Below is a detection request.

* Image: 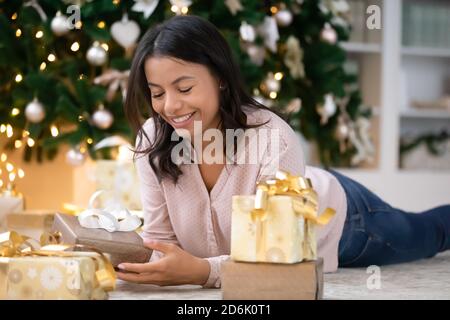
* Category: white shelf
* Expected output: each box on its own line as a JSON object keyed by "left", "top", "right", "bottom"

{"left": 402, "top": 47, "right": 450, "bottom": 58}
{"left": 341, "top": 42, "right": 382, "bottom": 53}
{"left": 335, "top": 1, "right": 450, "bottom": 210}
{"left": 400, "top": 108, "right": 450, "bottom": 119}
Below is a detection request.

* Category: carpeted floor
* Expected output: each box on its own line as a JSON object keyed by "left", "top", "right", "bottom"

{"left": 324, "top": 251, "right": 450, "bottom": 299}
{"left": 110, "top": 251, "right": 450, "bottom": 300}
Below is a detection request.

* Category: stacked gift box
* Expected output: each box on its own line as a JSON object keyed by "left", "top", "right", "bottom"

{"left": 221, "top": 171, "right": 335, "bottom": 300}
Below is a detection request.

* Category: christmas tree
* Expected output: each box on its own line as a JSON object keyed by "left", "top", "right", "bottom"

{"left": 0, "top": 0, "right": 373, "bottom": 167}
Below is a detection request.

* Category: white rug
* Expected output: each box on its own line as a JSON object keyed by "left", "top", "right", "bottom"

{"left": 110, "top": 251, "right": 450, "bottom": 300}
{"left": 324, "top": 251, "right": 450, "bottom": 300}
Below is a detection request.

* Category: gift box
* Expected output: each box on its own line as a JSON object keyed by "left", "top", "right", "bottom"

{"left": 6, "top": 210, "right": 55, "bottom": 239}
{"left": 230, "top": 171, "right": 335, "bottom": 263}
{"left": 0, "top": 230, "right": 116, "bottom": 300}
{"left": 94, "top": 160, "right": 142, "bottom": 210}
{"left": 221, "top": 258, "right": 323, "bottom": 300}
{"left": 0, "top": 194, "right": 24, "bottom": 232}
{"left": 230, "top": 171, "right": 335, "bottom": 264}
{"left": 231, "top": 195, "right": 312, "bottom": 263}
{"left": 0, "top": 253, "right": 110, "bottom": 300}
{"left": 51, "top": 213, "right": 152, "bottom": 267}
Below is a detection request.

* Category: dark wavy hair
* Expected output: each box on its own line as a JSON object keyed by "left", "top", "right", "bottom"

{"left": 124, "top": 15, "right": 282, "bottom": 184}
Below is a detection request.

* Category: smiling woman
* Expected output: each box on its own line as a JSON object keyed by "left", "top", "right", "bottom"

{"left": 122, "top": 15, "right": 450, "bottom": 289}
{"left": 125, "top": 15, "right": 276, "bottom": 185}
{"left": 144, "top": 57, "right": 221, "bottom": 134}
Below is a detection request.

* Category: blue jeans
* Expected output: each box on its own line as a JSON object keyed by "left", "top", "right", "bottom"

{"left": 329, "top": 170, "right": 450, "bottom": 267}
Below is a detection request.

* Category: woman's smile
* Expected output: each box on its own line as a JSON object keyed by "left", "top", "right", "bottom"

{"left": 169, "top": 111, "right": 197, "bottom": 128}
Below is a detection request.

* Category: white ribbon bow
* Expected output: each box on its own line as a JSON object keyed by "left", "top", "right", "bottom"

{"left": 78, "top": 190, "right": 142, "bottom": 232}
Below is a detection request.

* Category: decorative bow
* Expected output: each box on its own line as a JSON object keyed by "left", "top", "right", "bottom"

{"left": 94, "top": 69, "right": 130, "bottom": 102}
{"left": 77, "top": 190, "right": 142, "bottom": 232}
{"left": 251, "top": 170, "right": 336, "bottom": 260}
{"left": 0, "top": 231, "right": 116, "bottom": 292}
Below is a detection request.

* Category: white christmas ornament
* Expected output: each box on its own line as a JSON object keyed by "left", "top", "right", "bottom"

{"left": 50, "top": 11, "right": 70, "bottom": 36}
{"left": 86, "top": 42, "right": 108, "bottom": 66}
{"left": 111, "top": 14, "right": 141, "bottom": 49}
{"left": 317, "top": 94, "right": 337, "bottom": 125}
{"left": 265, "top": 77, "right": 280, "bottom": 93}
{"left": 25, "top": 98, "right": 45, "bottom": 123}
{"left": 320, "top": 23, "right": 337, "bottom": 44}
{"left": 239, "top": 21, "right": 256, "bottom": 42}
{"left": 257, "top": 16, "right": 280, "bottom": 53}
{"left": 66, "top": 148, "right": 86, "bottom": 166}
{"left": 92, "top": 108, "right": 114, "bottom": 130}
{"left": 275, "top": 9, "right": 293, "bottom": 27}
{"left": 131, "top": 0, "right": 159, "bottom": 19}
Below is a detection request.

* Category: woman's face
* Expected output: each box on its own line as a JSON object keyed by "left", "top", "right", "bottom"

{"left": 144, "top": 56, "right": 222, "bottom": 139}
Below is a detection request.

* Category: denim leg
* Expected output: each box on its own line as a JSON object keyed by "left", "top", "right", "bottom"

{"left": 329, "top": 169, "right": 450, "bottom": 268}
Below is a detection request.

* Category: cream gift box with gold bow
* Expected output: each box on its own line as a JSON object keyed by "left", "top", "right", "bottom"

{"left": 230, "top": 171, "right": 335, "bottom": 264}
{"left": 0, "top": 232, "right": 116, "bottom": 300}
{"left": 0, "top": 254, "right": 107, "bottom": 300}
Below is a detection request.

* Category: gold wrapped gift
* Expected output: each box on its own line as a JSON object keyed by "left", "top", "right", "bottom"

{"left": 0, "top": 231, "right": 116, "bottom": 300}
{"left": 6, "top": 210, "right": 55, "bottom": 240}
{"left": 230, "top": 170, "right": 335, "bottom": 263}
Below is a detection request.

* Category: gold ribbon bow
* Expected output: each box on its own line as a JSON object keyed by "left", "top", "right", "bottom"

{"left": 251, "top": 170, "right": 336, "bottom": 260}
{"left": 94, "top": 69, "right": 130, "bottom": 102}
{"left": 0, "top": 231, "right": 116, "bottom": 292}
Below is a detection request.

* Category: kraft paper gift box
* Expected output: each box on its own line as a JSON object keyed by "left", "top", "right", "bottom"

{"left": 221, "top": 258, "right": 324, "bottom": 300}
{"left": 6, "top": 210, "right": 55, "bottom": 239}
{"left": 51, "top": 213, "right": 152, "bottom": 267}
{"left": 0, "top": 252, "right": 113, "bottom": 300}
{"left": 230, "top": 195, "right": 317, "bottom": 263}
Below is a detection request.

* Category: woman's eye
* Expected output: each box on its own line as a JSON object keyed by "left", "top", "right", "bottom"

{"left": 152, "top": 92, "right": 164, "bottom": 99}
{"left": 179, "top": 87, "right": 192, "bottom": 93}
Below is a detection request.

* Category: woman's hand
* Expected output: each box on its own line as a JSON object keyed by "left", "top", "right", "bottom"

{"left": 115, "top": 240, "right": 210, "bottom": 286}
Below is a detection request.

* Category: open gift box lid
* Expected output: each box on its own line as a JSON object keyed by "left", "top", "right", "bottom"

{"left": 51, "top": 213, "right": 152, "bottom": 267}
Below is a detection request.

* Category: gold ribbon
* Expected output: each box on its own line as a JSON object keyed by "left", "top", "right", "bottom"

{"left": 251, "top": 170, "right": 336, "bottom": 260}
{"left": 93, "top": 69, "right": 130, "bottom": 102}
{"left": 0, "top": 231, "right": 116, "bottom": 292}
{"left": 61, "top": 203, "right": 85, "bottom": 216}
